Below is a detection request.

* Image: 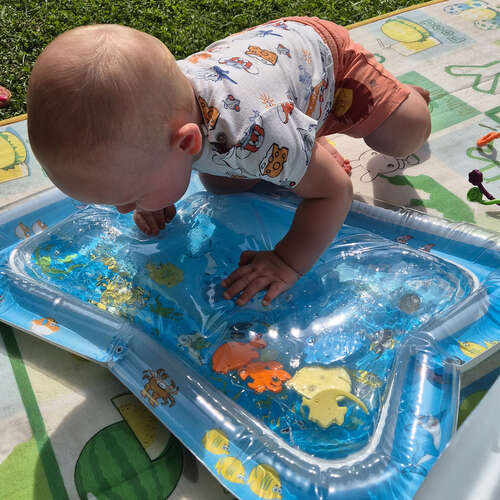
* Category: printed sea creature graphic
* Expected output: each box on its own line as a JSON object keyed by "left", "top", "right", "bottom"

{"left": 215, "top": 456, "right": 246, "bottom": 484}
{"left": 212, "top": 336, "right": 267, "bottom": 373}
{"left": 369, "top": 328, "right": 396, "bottom": 357}
{"left": 457, "top": 340, "right": 497, "bottom": 358}
{"left": 146, "top": 261, "right": 184, "bottom": 287}
{"left": 178, "top": 332, "right": 210, "bottom": 364}
{"left": 238, "top": 361, "right": 291, "bottom": 393}
{"left": 141, "top": 369, "right": 178, "bottom": 407}
{"left": 417, "top": 413, "right": 443, "bottom": 450}
{"left": 347, "top": 369, "right": 383, "bottom": 388}
{"left": 32, "top": 219, "right": 48, "bottom": 234}
{"left": 15, "top": 222, "right": 31, "bottom": 239}
{"left": 202, "top": 429, "right": 230, "bottom": 455}
{"left": 247, "top": 464, "right": 282, "bottom": 499}
{"left": 30, "top": 317, "right": 59, "bottom": 336}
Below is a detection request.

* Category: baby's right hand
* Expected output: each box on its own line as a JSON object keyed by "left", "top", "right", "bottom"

{"left": 116, "top": 205, "right": 177, "bottom": 236}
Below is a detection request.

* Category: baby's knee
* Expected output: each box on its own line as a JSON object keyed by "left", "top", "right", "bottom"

{"left": 364, "top": 87, "right": 431, "bottom": 158}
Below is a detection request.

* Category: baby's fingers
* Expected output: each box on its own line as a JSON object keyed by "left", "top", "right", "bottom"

{"left": 134, "top": 211, "right": 159, "bottom": 235}
{"left": 262, "top": 281, "right": 289, "bottom": 306}
{"left": 239, "top": 250, "right": 257, "bottom": 266}
{"left": 235, "top": 276, "right": 272, "bottom": 306}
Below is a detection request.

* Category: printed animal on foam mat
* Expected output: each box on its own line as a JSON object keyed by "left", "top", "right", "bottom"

{"left": 350, "top": 149, "right": 420, "bottom": 182}
{"left": 0, "top": 131, "right": 28, "bottom": 184}
{"left": 378, "top": 18, "right": 440, "bottom": 55}
{"left": 30, "top": 317, "right": 59, "bottom": 336}
{"left": 444, "top": 1, "right": 500, "bottom": 31}
{"left": 141, "top": 368, "right": 179, "bottom": 407}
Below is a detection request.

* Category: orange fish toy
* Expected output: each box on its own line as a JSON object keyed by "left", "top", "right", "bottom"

{"left": 238, "top": 361, "right": 291, "bottom": 393}
{"left": 212, "top": 337, "right": 267, "bottom": 374}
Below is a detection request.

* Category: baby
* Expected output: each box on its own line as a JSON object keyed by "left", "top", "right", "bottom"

{"left": 27, "top": 18, "right": 430, "bottom": 307}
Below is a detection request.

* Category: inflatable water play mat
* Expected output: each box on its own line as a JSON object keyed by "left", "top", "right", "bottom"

{"left": 0, "top": 185, "right": 499, "bottom": 499}
{"left": 0, "top": 0, "right": 500, "bottom": 498}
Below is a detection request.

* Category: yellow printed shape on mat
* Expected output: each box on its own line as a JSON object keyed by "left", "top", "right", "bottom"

{"left": 0, "top": 131, "right": 28, "bottom": 183}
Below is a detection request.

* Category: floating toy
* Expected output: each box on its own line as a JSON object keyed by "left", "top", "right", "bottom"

{"left": 238, "top": 361, "right": 291, "bottom": 393}
{"left": 212, "top": 337, "right": 267, "bottom": 373}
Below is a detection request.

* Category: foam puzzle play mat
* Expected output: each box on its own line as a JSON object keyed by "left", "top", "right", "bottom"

{"left": 0, "top": 0, "right": 499, "bottom": 499}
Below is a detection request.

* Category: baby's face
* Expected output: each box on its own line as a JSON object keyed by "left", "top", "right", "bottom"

{"left": 112, "top": 146, "right": 193, "bottom": 213}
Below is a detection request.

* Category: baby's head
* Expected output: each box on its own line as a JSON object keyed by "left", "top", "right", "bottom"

{"left": 28, "top": 24, "right": 200, "bottom": 210}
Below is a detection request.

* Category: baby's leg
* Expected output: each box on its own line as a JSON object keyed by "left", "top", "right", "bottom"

{"left": 363, "top": 85, "right": 431, "bottom": 158}
{"left": 317, "top": 137, "right": 352, "bottom": 176}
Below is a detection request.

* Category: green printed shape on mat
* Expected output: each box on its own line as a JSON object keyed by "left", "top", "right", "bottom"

{"left": 485, "top": 105, "right": 500, "bottom": 125}
{"left": 380, "top": 174, "right": 475, "bottom": 223}
{"left": 0, "top": 323, "right": 69, "bottom": 500}
{"left": 0, "top": 438, "right": 52, "bottom": 500}
{"left": 446, "top": 60, "right": 500, "bottom": 95}
{"left": 74, "top": 421, "right": 183, "bottom": 500}
{"left": 398, "top": 71, "right": 480, "bottom": 133}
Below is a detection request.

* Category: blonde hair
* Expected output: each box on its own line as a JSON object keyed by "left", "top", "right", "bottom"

{"left": 27, "top": 24, "right": 193, "bottom": 186}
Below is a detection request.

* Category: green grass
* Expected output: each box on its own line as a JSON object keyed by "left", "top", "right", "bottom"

{"left": 1, "top": 0, "right": 427, "bottom": 120}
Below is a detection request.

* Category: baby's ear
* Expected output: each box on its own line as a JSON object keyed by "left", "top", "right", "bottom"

{"left": 173, "top": 123, "right": 202, "bottom": 156}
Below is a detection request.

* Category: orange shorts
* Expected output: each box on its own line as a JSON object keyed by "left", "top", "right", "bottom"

{"left": 280, "top": 16, "right": 410, "bottom": 138}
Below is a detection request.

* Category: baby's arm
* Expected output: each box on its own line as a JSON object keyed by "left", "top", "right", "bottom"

{"left": 222, "top": 141, "right": 353, "bottom": 306}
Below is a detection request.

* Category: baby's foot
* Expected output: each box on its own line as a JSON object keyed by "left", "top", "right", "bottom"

{"left": 317, "top": 136, "right": 352, "bottom": 176}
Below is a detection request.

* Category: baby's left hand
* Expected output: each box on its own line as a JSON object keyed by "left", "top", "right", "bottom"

{"left": 221, "top": 250, "right": 301, "bottom": 306}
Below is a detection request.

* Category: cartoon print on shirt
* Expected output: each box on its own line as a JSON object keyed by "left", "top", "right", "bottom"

{"left": 298, "top": 65, "right": 313, "bottom": 90}
{"left": 245, "top": 45, "right": 278, "bottom": 65}
{"left": 297, "top": 125, "right": 315, "bottom": 165}
{"left": 259, "top": 143, "right": 289, "bottom": 178}
{"left": 269, "top": 21, "right": 290, "bottom": 30}
{"left": 218, "top": 56, "right": 259, "bottom": 74}
{"left": 223, "top": 94, "right": 241, "bottom": 111}
{"left": 306, "top": 79, "right": 328, "bottom": 118}
{"left": 277, "top": 44, "right": 291, "bottom": 58}
{"left": 195, "top": 65, "right": 238, "bottom": 84}
{"left": 253, "top": 29, "right": 283, "bottom": 38}
{"left": 198, "top": 96, "right": 220, "bottom": 130}
{"left": 277, "top": 102, "right": 294, "bottom": 124}
{"left": 211, "top": 118, "right": 266, "bottom": 175}
{"left": 187, "top": 52, "right": 212, "bottom": 64}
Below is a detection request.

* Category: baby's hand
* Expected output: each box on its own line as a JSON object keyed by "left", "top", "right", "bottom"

{"left": 116, "top": 205, "right": 176, "bottom": 236}
{"left": 221, "top": 250, "right": 301, "bottom": 306}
